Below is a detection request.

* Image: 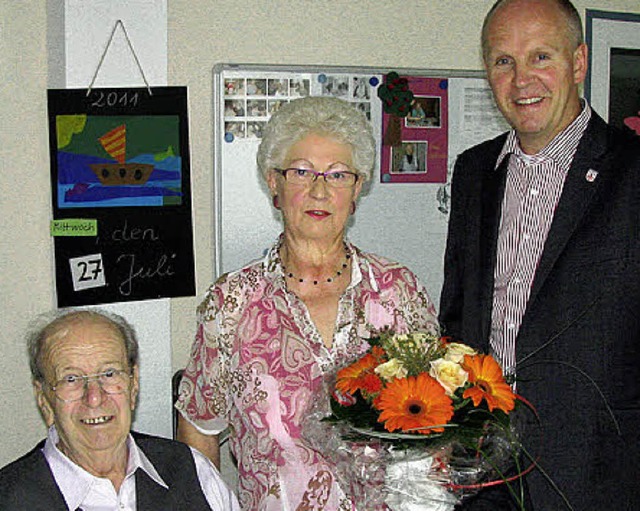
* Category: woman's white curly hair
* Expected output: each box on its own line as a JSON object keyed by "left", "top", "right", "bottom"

{"left": 256, "top": 95, "right": 375, "bottom": 182}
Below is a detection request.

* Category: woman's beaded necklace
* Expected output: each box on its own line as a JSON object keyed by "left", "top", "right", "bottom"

{"left": 281, "top": 244, "right": 351, "bottom": 285}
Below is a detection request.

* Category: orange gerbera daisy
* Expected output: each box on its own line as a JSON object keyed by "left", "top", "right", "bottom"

{"left": 374, "top": 373, "right": 454, "bottom": 434}
{"left": 462, "top": 354, "right": 516, "bottom": 413}
{"left": 336, "top": 346, "right": 386, "bottom": 396}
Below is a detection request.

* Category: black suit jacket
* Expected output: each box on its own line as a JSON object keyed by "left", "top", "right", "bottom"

{"left": 440, "top": 112, "right": 640, "bottom": 510}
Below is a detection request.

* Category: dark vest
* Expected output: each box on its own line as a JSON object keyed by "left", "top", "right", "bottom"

{"left": 0, "top": 432, "right": 211, "bottom": 510}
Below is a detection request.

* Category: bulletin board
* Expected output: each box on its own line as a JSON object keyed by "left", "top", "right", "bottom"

{"left": 213, "top": 64, "right": 510, "bottom": 305}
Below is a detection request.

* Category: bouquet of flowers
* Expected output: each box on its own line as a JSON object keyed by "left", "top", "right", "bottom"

{"left": 302, "top": 329, "right": 528, "bottom": 511}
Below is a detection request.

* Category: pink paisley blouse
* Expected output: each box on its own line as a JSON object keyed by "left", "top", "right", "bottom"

{"left": 176, "top": 239, "right": 438, "bottom": 511}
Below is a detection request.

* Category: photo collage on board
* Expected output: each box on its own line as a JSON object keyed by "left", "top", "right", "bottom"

{"left": 223, "top": 74, "right": 374, "bottom": 140}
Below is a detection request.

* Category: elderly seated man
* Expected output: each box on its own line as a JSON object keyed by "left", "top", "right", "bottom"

{"left": 0, "top": 309, "right": 240, "bottom": 510}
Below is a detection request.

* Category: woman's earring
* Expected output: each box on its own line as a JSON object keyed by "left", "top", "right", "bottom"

{"left": 350, "top": 201, "right": 357, "bottom": 215}
{"left": 273, "top": 195, "right": 280, "bottom": 209}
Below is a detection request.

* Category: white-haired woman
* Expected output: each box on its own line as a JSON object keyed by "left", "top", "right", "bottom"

{"left": 176, "top": 96, "right": 438, "bottom": 510}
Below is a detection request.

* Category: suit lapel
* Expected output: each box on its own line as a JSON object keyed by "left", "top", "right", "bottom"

{"left": 526, "top": 115, "right": 609, "bottom": 311}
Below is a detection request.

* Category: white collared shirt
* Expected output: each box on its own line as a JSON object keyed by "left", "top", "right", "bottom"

{"left": 42, "top": 426, "right": 239, "bottom": 511}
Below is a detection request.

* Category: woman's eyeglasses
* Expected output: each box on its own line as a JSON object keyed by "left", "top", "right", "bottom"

{"left": 274, "top": 168, "right": 359, "bottom": 188}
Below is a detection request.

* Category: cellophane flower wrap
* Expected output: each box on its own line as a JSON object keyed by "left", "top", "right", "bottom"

{"left": 302, "top": 329, "right": 526, "bottom": 511}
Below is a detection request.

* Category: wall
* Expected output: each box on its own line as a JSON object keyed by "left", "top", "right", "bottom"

{"left": 1, "top": 0, "right": 639, "bottom": 470}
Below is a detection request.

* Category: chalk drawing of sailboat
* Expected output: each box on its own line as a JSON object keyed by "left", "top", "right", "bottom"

{"left": 89, "top": 124, "right": 154, "bottom": 185}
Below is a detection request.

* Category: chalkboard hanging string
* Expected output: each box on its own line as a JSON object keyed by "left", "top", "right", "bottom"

{"left": 86, "top": 19, "right": 152, "bottom": 97}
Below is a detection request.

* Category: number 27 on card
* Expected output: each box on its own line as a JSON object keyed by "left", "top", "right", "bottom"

{"left": 69, "top": 253, "right": 106, "bottom": 291}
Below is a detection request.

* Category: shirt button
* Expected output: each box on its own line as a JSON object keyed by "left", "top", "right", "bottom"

{"left": 523, "top": 233, "right": 531, "bottom": 240}
{"left": 530, "top": 188, "right": 539, "bottom": 196}
{"left": 513, "top": 278, "right": 521, "bottom": 284}
{"left": 507, "top": 323, "right": 516, "bottom": 330}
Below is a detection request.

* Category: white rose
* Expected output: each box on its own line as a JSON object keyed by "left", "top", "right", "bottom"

{"left": 444, "top": 342, "right": 477, "bottom": 364}
{"left": 429, "top": 358, "right": 468, "bottom": 396}
{"left": 375, "top": 358, "right": 408, "bottom": 381}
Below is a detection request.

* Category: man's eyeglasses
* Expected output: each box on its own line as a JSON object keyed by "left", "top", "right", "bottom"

{"left": 274, "top": 168, "right": 359, "bottom": 188}
{"left": 47, "top": 369, "right": 133, "bottom": 402}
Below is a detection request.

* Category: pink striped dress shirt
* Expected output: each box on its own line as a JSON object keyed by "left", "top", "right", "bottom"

{"left": 489, "top": 103, "right": 591, "bottom": 376}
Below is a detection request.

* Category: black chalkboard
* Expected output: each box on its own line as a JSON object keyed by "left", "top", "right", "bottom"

{"left": 47, "top": 86, "right": 195, "bottom": 306}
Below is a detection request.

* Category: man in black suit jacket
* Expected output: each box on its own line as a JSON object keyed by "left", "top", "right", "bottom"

{"left": 440, "top": 1, "right": 640, "bottom": 509}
